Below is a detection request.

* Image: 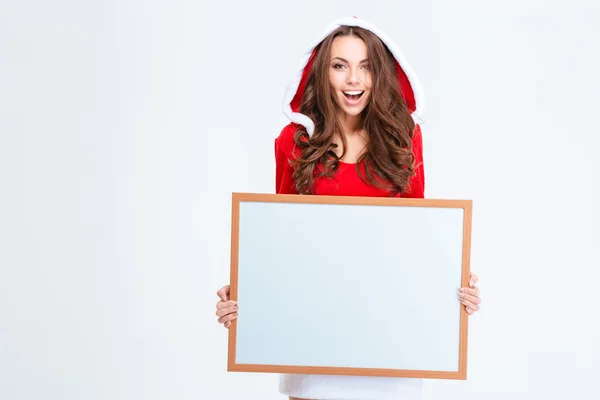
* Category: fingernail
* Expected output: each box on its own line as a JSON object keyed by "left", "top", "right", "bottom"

{"left": 469, "top": 280, "right": 474, "bottom": 287}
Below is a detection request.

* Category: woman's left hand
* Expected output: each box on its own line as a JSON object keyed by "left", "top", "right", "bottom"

{"left": 459, "top": 272, "right": 481, "bottom": 315}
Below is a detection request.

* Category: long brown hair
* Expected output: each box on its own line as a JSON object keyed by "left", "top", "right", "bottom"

{"left": 291, "top": 26, "right": 417, "bottom": 196}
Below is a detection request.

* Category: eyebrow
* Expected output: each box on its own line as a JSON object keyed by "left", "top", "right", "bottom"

{"left": 332, "top": 57, "right": 369, "bottom": 64}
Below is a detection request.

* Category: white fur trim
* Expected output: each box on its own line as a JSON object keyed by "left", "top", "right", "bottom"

{"left": 282, "top": 17, "right": 425, "bottom": 136}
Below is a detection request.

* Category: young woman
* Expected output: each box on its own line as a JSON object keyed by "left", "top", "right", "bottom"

{"left": 215, "top": 16, "right": 481, "bottom": 400}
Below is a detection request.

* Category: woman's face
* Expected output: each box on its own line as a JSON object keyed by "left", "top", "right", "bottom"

{"left": 328, "top": 35, "right": 372, "bottom": 119}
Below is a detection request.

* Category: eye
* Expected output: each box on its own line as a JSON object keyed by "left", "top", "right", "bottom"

{"left": 332, "top": 63, "right": 346, "bottom": 70}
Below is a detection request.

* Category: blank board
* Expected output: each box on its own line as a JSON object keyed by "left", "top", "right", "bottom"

{"left": 227, "top": 192, "right": 472, "bottom": 380}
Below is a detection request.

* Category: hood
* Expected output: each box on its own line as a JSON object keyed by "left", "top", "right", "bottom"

{"left": 281, "top": 16, "right": 424, "bottom": 136}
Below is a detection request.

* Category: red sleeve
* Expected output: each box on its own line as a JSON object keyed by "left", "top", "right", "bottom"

{"left": 403, "top": 123, "right": 425, "bottom": 198}
{"left": 274, "top": 124, "right": 299, "bottom": 194}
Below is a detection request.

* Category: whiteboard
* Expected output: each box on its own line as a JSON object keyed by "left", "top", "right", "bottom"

{"left": 227, "top": 192, "right": 472, "bottom": 380}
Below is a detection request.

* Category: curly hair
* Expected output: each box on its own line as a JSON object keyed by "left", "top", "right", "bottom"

{"left": 290, "top": 26, "right": 417, "bottom": 196}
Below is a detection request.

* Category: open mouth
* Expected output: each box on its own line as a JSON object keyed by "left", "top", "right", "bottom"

{"left": 343, "top": 90, "right": 364, "bottom": 101}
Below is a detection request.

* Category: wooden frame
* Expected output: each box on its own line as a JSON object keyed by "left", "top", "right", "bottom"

{"left": 227, "top": 192, "right": 473, "bottom": 380}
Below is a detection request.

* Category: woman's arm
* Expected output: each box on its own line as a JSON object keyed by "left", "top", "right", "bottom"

{"left": 403, "top": 123, "right": 425, "bottom": 198}
{"left": 274, "top": 124, "right": 299, "bottom": 194}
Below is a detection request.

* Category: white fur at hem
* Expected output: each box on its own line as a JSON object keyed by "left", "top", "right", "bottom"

{"left": 279, "top": 374, "right": 423, "bottom": 400}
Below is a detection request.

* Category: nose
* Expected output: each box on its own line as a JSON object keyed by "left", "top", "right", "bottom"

{"left": 346, "top": 68, "right": 360, "bottom": 85}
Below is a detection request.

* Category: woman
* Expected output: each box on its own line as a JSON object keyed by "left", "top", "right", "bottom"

{"left": 215, "top": 16, "right": 481, "bottom": 400}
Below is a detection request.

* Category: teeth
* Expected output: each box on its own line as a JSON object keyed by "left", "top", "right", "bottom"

{"left": 343, "top": 91, "right": 363, "bottom": 95}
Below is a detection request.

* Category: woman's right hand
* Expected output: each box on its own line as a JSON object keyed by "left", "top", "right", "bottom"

{"left": 216, "top": 284, "right": 238, "bottom": 329}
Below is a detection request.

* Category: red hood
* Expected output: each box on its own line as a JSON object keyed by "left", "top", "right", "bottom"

{"left": 282, "top": 16, "right": 424, "bottom": 136}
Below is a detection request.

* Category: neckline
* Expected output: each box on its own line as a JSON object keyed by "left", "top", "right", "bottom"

{"left": 338, "top": 160, "right": 358, "bottom": 165}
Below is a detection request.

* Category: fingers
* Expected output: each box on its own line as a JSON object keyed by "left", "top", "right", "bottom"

{"left": 458, "top": 290, "right": 480, "bottom": 305}
{"left": 469, "top": 273, "right": 478, "bottom": 288}
{"left": 458, "top": 292, "right": 480, "bottom": 312}
{"left": 463, "top": 273, "right": 480, "bottom": 315}
{"left": 215, "top": 301, "right": 239, "bottom": 329}
{"left": 216, "top": 302, "right": 238, "bottom": 317}
{"left": 460, "top": 297, "right": 480, "bottom": 312}
{"left": 216, "top": 300, "right": 237, "bottom": 310}
{"left": 218, "top": 312, "right": 239, "bottom": 325}
{"left": 216, "top": 285, "right": 230, "bottom": 301}
{"left": 460, "top": 286, "right": 480, "bottom": 297}
{"left": 459, "top": 286, "right": 481, "bottom": 314}
{"left": 215, "top": 284, "right": 238, "bottom": 329}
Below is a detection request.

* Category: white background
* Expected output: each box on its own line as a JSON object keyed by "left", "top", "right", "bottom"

{"left": 1, "top": 0, "right": 598, "bottom": 399}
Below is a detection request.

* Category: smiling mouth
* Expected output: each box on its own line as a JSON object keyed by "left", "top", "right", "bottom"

{"left": 343, "top": 90, "right": 364, "bottom": 101}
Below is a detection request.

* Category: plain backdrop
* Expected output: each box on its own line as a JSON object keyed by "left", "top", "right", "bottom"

{"left": 1, "top": 0, "right": 599, "bottom": 399}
